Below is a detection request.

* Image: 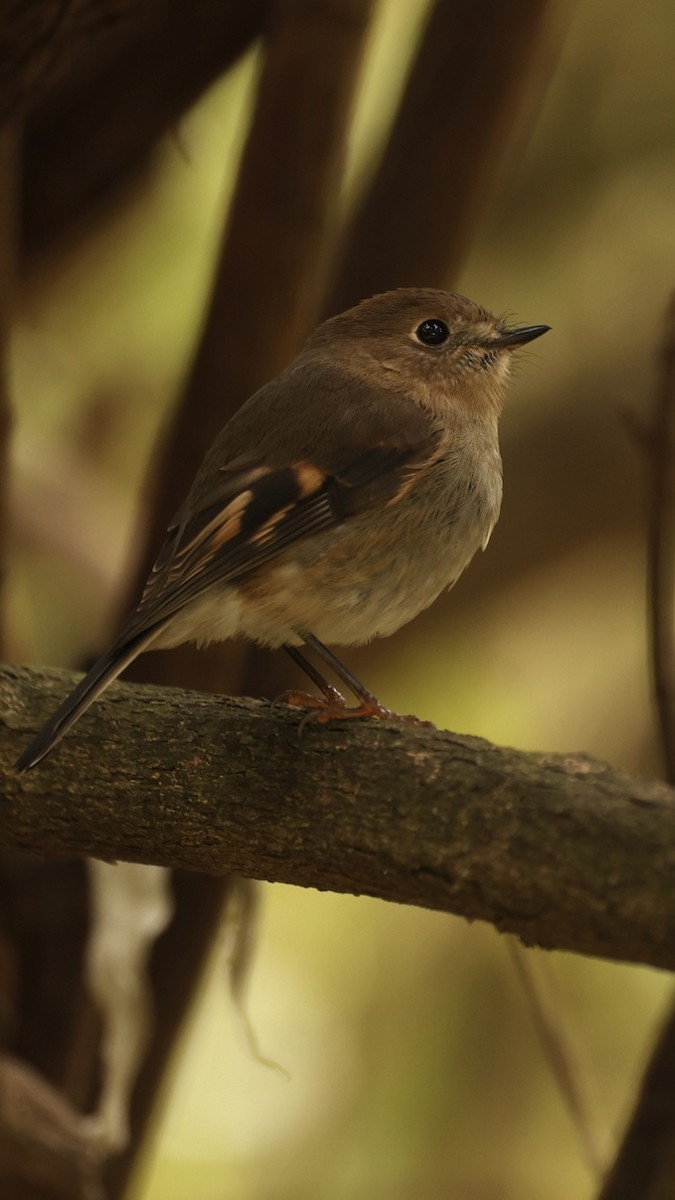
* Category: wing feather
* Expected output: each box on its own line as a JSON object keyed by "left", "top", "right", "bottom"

{"left": 117, "top": 435, "right": 443, "bottom": 642}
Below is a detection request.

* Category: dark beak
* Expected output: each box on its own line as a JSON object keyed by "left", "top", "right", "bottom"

{"left": 492, "top": 324, "right": 551, "bottom": 350}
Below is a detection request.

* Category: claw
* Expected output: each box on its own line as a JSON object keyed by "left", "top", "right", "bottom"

{"left": 271, "top": 688, "right": 435, "bottom": 735}
{"left": 271, "top": 685, "right": 348, "bottom": 714}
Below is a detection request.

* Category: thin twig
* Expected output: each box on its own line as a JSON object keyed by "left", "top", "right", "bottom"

{"left": 507, "top": 939, "right": 607, "bottom": 1181}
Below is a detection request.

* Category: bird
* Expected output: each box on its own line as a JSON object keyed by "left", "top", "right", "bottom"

{"left": 15, "top": 288, "right": 549, "bottom": 771}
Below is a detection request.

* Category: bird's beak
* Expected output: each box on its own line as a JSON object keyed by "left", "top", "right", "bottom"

{"left": 490, "top": 324, "right": 551, "bottom": 350}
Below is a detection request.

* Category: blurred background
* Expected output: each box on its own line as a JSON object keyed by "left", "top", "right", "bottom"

{"left": 4, "top": 0, "right": 675, "bottom": 1196}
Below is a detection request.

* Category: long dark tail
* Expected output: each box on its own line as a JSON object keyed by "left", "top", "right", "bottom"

{"left": 14, "top": 627, "right": 161, "bottom": 772}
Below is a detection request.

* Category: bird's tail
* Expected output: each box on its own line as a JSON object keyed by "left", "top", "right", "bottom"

{"left": 14, "top": 627, "right": 161, "bottom": 772}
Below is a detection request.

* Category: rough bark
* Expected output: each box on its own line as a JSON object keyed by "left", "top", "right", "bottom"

{"left": 2, "top": 662, "right": 674, "bottom": 973}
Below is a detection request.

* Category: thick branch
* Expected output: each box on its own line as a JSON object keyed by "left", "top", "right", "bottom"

{"left": 2, "top": 663, "right": 674, "bottom": 972}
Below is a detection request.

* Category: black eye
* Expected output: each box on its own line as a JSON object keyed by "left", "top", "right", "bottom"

{"left": 415, "top": 318, "right": 450, "bottom": 346}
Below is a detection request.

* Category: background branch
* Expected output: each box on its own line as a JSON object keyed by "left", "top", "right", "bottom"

{"left": 124, "top": 0, "right": 375, "bottom": 699}
{"left": 592, "top": 295, "right": 675, "bottom": 1200}
{"left": 597, "top": 1003, "right": 675, "bottom": 1200}
{"left": 19, "top": 0, "right": 270, "bottom": 250}
{"left": 3, "top": 662, "right": 675, "bottom": 973}
{"left": 96, "top": 6, "right": 376, "bottom": 1190}
{"left": 328, "top": 0, "right": 554, "bottom": 311}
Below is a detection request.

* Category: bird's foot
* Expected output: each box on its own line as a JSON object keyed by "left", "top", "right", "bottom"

{"left": 272, "top": 687, "right": 434, "bottom": 734}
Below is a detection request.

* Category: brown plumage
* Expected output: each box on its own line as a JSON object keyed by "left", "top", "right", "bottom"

{"left": 15, "top": 288, "right": 548, "bottom": 770}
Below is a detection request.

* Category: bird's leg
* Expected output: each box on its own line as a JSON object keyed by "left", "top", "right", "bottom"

{"left": 279, "top": 644, "right": 349, "bottom": 709}
{"left": 277, "top": 632, "right": 434, "bottom": 729}
{"left": 301, "top": 633, "right": 394, "bottom": 718}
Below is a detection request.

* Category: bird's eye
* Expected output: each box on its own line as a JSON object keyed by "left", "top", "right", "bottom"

{"left": 415, "top": 318, "right": 450, "bottom": 346}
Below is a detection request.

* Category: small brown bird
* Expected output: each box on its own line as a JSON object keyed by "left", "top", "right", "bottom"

{"left": 15, "top": 288, "right": 548, "bottom": 770}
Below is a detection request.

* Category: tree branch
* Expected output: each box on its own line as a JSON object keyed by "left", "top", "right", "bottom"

{"left": 3, "top": 662, "right": 674, "bottom": 973}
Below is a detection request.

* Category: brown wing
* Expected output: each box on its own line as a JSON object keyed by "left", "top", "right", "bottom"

{"left": 117, "top": 435, "right": 443, "bottom": 642}
{"left": 115, "top": 361, "right": 448, "bottom": 643}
